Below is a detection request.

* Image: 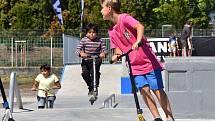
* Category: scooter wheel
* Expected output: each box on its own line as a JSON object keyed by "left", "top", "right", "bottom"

{"left": 90, "top": 100, "right": 94, "bottom": 105}
{"left": 89, "top": 95, "right": 95, "bottom": 105}
{"left": 8, "top": 118, "right": 15, "bottom": 121}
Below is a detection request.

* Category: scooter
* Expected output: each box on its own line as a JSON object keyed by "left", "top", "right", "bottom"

{"left": 36, "top": 89, "right": 49, "bottom": 108}
{"left": 0, "top": 78, "right": 15, "bottom": 121}
{"left": 89, "top": 55, "right": 99, "bottom": 105}
{"left": 110, "top": 41, "right": 146, "bottom": 121}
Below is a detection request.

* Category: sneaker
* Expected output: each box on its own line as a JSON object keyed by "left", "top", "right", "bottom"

{"left": 88, "top": 90, "right": 93, "bottom": 96}
{"left": 153, "top": 118, "right": 163, "bottom": 121}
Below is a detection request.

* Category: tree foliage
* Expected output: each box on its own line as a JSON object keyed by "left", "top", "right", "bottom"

{"left": 0, "top": 0, "right": 214, "bottom": 31}
{"left": 153, "top": 0, "right": 215, "bottom": 29}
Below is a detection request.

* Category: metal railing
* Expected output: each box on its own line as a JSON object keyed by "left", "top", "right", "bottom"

{"left": 102, "top": 94, "right": 118, "bottom": 108}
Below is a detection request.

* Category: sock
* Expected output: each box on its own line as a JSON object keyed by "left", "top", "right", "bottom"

{"left": 167, "top": 118, "right": 175, "bottom": 121}
{"left": 167, "top": 119, "right": 175, "bottom": 121}
{"left": 153, "top": 118, "right": 163, "bottom": 121}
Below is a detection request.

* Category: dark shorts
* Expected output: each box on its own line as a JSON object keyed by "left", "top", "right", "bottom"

{"left": 181, "top": 39, "right": 187, "bottom": 49}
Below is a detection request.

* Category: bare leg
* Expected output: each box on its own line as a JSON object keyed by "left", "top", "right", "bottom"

{"left": 140, "top": 86, "right": 161, "bottom": 119}
{"left": 187, "top": 40, "right": 192, "bottom": 56}
{"left": 188, "top": 49, "right": 192, "bottom": 56}
{"left": 181, "top": 47, "right": 187, "bottom": 57}
{"left": 153, "top": 89, "right": 174, "bottom": 120}
{"left": 169, "top": 52, "right": 172, "bottom": 57}
{"left": 173, "top": 51, "right": 176, "bottom": 57}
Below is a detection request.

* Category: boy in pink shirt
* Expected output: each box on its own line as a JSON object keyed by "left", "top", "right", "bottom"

{"left": 100, "top": 0, "right": 174, "bottom": 121}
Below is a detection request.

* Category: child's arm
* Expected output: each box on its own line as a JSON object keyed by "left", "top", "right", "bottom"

{"left": 176, "top": 37, "right": 180, "bottom": 49}
{"left": 132, "top": 23, "right": 144, "bottom": 50}
{"left": 76, "top": 38, "right": 88, "bottom": 58}
{"left": 31, "top": 80, "right": 39, "bottom": 91}
{"left": 99, "top": 52, "right": 106, "bottom": 59}
{"left": 79, "top": 51, "right": 89, "bottom": 58}
{"left": 111, "top": 47, "right": 122, "bottom": 63}
{"left": 115, "top": 47, "right": 122, "bottom": 55}
{"left": 52, "top": 81, "right": 61, "bottom": 89}
{"left": 99, "top": 39, "right": 108, "bottom": 59}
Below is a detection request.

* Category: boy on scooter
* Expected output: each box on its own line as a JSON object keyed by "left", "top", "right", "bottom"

{"left": 76, "top": 23, "right": 107, "bottom": 98}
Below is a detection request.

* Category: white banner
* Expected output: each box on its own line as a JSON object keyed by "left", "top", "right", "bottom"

{"left": 148, "top": 38, "right": 169, "bottom": 56}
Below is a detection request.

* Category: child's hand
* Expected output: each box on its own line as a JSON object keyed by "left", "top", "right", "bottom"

{"left": 111, "top": 55, "right": 119, "bottom": 63}
{"left": 31, "top": 87, "right": 37, "bottom": 91}
{"left": 52, "top": 85, "right": 60, "bottom": 89}
{"left": 53, "top": 81, "right": 61, "bottom": 89}
{"left": 132, "top": 41, "right": 139, "bottom": 50}
{"left": 99, "top": 53, "right": 106, "bottom": 59}
{"left": 80, "top": 52, "right": 89, "bottom": 58}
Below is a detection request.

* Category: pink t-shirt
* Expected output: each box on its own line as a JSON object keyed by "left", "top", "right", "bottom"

{"left": 108, "top": 13, "right": 163, "bottom": 75}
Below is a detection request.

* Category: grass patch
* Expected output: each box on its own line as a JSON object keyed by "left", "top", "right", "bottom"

{"left": 1, "top": 74, "right": 36, "bottom": 86}
{"left": 1, "top": 73, "right": 61, "bottom": 86}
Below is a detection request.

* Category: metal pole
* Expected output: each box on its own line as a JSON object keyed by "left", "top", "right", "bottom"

{"left": 62, "top": 33, "right": 65, "bottom": 65}
{"left": 24, "top": 42, "right": 26, "bottom": 66}
{"left": 15, "top": 42, "right": 17, "bottom": 67}
{"left": 80, "top": 0, "right": 84, "bottom": 38}
{"left": 162, "top": 25, "right": 164, "bottom": 37}
{"left": 51, "top": 36, "right": 53, "bottom": 67}
{"left": 11, "top": 37, "right": 13, "bottom": 67}
{"left": 20, "top": 44, "right": 23, "bottom": 67}
{"left": 93, "top": 57, "right": 96, "bottom": 92}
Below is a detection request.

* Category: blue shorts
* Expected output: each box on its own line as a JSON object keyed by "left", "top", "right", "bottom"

{"left": 134, "top": 69, "right": 164, "bottom": 90}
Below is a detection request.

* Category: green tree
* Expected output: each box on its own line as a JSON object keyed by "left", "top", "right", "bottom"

{"left": 120, "top": 0, "right": 160, "bottom": 29}
{"left": 153, "top": 0, "right": 215, "bottom": 29}
{"left": 0, "top": 0, "right": 215, "bottom": 31}
{"left": 153, "top": 0, "right": 190, "bottom": 29}
{"left": 189, "top": 0, "right": 215, "bottom": 28}
{"left": 66, "top": 0, "right": 80, "bottom": 29}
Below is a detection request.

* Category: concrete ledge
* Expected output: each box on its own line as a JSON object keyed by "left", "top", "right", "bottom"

{"left": 165, "top": 57, "right": 215, "bottom": 119}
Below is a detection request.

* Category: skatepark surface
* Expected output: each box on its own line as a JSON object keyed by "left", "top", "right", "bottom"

{"left": 0, "top": 65, "right": 214, "bottom": 121}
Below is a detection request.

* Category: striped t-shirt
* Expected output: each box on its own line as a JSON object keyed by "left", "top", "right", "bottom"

{"left": 76, "top": 37, "right": 107, "bottom": 57}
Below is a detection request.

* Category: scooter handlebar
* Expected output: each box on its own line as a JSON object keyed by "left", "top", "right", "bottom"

{"left": 84, "top": 55, "right": 100, "bottom": 60}
{"left": 110, "top": 41, "right": 143, "bottom": 64}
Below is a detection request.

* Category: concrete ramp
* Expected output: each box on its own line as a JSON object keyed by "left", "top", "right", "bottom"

{"left": 58, "top": 64, "right": 122, "bottom": 97}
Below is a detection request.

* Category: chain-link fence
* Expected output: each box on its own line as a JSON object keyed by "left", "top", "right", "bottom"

{"left": 0, "top": 31, "right": 112, "bottom": 67}
{"left": 0, "top": 29, "right": 214, "bottom": 67}
{"left": 0, "top": 35, "right": 63, "bottom": 67}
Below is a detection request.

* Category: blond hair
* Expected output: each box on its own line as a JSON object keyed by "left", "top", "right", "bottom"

{"left": 100, "top": 0, "right": 121, "bottom": 13}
